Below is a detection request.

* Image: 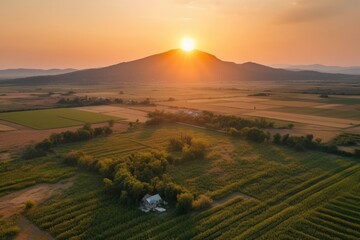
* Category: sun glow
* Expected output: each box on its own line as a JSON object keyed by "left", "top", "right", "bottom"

{"left": 181, "top": 37, "right": 195, "bottom": 52}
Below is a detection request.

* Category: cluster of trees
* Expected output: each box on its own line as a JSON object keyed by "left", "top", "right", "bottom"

{"left": 49, "top": 123, "right": 113, "bottom": 144}
{"left": 62, "top": 150, "right": 115, "bottom": 177}
{"left": 57, "top": 96, "right": 123, "bottom": 106}
{"left": 61, "top": 149, "right": 196, "bottom": 212}
{"left": 60, "top": 133, "right": 213, "bottom": 213}
{"left": 168, "top": 135, "right": 208, "bottom": 162}
{"left": 272, "top": 133, "right": 321, "bottom": 151}
{"left": 22, "top": 123, "right": 113, "bottom": 159}
{"left": 330, "top": 133, "right": 358, "bottom": 146}
{"left": 111, "top": 151, "right": 187, "bottom": 204}
{"left": 147, "top": 111, "right": 359, "bottom": 158}
{"left": 58, "top": 96, "right": 156, "bottom": 107}
{"left": 272, "top": 132, "right": 359, "bottom": 157}
{"left": 229, "top": 127, "right": 270, "bottom": 143}
{"left": 146, "top": 110, "right": 275, "bottom": 130}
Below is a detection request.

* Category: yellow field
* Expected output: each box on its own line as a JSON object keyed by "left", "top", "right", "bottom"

{"left": 77, "top": 105, "right": 149, "bottom": 122}
{"left": 245, "top": 111, "right": 360, "bottom": 128}
{"left": 0, "top": 123, "right": 15, "bottom": 132}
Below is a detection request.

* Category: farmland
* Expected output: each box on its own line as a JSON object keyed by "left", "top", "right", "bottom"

{"left": 0, "top": 108, "right": 118, "bottom": 130}
{"left": 1, "top": 123, "right": 359, "bottom": 239}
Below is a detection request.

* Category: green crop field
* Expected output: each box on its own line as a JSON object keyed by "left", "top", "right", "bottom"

{"left": 0, "top": 157, "right": 75, "bottom": 197}
{"left": 2, "top": 125, "right": 360, "bottom": 240}
{"left": 1, "top": 124, "right": 359, "bottom": 239}
{"left": 0, "top": 108, "right": 118, "bottom": 129}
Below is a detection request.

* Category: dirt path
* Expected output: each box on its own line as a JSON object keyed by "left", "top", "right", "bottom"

{"left": 213, "top": 192, "right": 260, "bottom": 206}
{"left": 14, "top": 215, "right": 54, "bottom": 240}
{"left": 0, "top": 177, "right": 74, "bottom": 218}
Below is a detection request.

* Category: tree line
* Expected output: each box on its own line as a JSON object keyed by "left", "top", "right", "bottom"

{"left": 146, "top": 110, "right": 359, "bottom": 158}
{"left": 22, "top": 123, "right": 113, "bottom": 159}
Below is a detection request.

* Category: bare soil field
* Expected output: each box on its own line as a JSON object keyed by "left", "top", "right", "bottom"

{"left": 0, "top": 123, "right": 15, "bottom": 132}
{"left": 314, "top": 104, "right": 343, "bottom": 109}
{"left": 187, "top": 96, "right": 268, "bottom": 103}
{"left": 77, "top": 105, "right": 149, "bottom": 122}
{"left": 260, "top": 99, "right": 321, "bottom": 107}
{"left": 0, "top": 177, "right": 74, "bottom": 218}
{"left": 245, "top": 111, "right": 360, "bottom": 129}
{"left": 211, "top": 101, "right": 275, "bottom": 110}
{"left": 0, "top": 122, "right": 127, "bottom": 149}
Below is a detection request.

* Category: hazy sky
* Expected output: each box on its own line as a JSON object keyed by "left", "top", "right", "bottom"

{"left": 1, "top": 0, "right": 360, "bottom": 69}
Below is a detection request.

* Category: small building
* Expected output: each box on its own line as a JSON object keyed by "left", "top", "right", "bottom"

{"left": 139, "top": 194, "right": 166, "bottom": 213}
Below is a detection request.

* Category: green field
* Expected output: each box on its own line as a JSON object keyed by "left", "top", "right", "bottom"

{"left": 1, "top": 124, "right": 358, "bottom": 239}
{"left": 0, "top": 108, "right": 118, "bottom": 129}
{"left": 0, "top": 157, "right": 75, "bottom": 197}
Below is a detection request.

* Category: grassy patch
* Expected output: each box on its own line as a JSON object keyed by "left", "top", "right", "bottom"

{"left": 0, "top": 108, "right": 118, "bottom": 129}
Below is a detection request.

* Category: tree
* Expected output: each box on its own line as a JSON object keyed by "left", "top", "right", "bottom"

{"left": 246, "top": 128, "right": 267, "bottom": 143}
{"left": 192, "top": 195, "right": 213, "bottom": 210}
{"left": 176, "top": 192, "right": 194, "bottom": 213}
{"left": 35, "top": 139, "right": 52, "bottom": 151}
{"left": 120, "top": 191, "right": 129, "bottom": 204}
{"left": 108, "top": 120, "right": 115, "bottom": 127}
{"left": 273, "top": 133, "right": 282, "bottom": 144}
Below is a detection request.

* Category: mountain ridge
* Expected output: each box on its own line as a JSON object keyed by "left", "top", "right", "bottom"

{"left": 1, "top": 49, "right": 357, "bottom": 85}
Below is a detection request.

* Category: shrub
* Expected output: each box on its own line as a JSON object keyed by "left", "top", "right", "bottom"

{"left": 246, "top": 128, "right": 267, "bottom": 143}
{"left": 63, "top": 150, "right": 85, "bottom": 165}
{"left": 25, "top": 200, "right": 35, "bottom": 210}
{"left": 97, "top": 158, "right": 115, "bottom": 177}
{"left": 176, "top": 192, "right": 194, "bottom": 213}
{"left": 273, "top": 133, "right": 281, "bottom": 144}
{"left": 22, "top": 145, "right": 47, "bottom": 159}
{"left": 228, "top": 127, "right": 240, "bottom": 137}
{"left": 192, "top": 195, "right": 213, "bottom": 210}
{"left": 181, "top": 138, "right": 208, "bottom": 161}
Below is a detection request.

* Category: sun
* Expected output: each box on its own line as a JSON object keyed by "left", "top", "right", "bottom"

{"left": 181, "top": 37, "right": 195, "bottom": 52}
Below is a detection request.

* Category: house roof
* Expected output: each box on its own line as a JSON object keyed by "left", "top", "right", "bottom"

{"left": 142, "top": 194, "right": 151, "bottom": 202}
{"left": 146, "top": 194, "right": 162, "bottom": 204}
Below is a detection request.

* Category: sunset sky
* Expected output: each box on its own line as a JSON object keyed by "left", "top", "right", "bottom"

{"left": 1, "top": 0, "right": 360, "bottom": 69}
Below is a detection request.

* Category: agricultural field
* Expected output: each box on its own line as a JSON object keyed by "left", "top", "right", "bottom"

{"left": 0, "top": 108, "right": 118, "bottom": 130}
{"left": 76, "top": 105, "right": 149, "bottom": 122}
{"left": 1, "top": 123, "right": 359, "bottom": 239}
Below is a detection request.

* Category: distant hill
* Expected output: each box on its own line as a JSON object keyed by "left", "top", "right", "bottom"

{"left": 274, "top": 64, "right": 360, "bottom": 75}
{"left": 0, "top": 68, "right": 77, "bottom": 80}
{"left": 2, "top": 49, "right": 358, "bottom": 86}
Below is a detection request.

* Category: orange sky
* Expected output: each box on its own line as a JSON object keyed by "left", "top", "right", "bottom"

{"left": 1, "top": 0, "right": 360, "bottom": 69}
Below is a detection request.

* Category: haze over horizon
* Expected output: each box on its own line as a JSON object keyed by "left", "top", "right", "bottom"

{"left": 1, "top": 0, "right": 360, "bottom": 69}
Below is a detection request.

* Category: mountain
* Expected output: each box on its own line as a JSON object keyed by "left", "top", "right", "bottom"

{"left": 0, "top": 68, "right": 77, "bottom": 80}
{"left": 2, "top": 49, "right": 358, "bottom": 86}
{"left": 273, "top": 64, "right": 360, "bottom": 75}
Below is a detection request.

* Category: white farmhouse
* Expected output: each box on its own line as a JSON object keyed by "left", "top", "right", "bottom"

{"left": 140, "top": 194, "right": 166, "bottom": 213}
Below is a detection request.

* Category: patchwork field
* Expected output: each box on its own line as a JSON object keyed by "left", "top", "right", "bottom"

{"left": 245, "top": 111, "right": 360, "bottom": 128}
{"left": 77, "top": 105, "right": 149, "bottom": 122}
{"left": 1, "top": 124, "right": 358, "bottom": 239}
{"left": 0, "top": 108, "right": 118, "bottom": 129}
